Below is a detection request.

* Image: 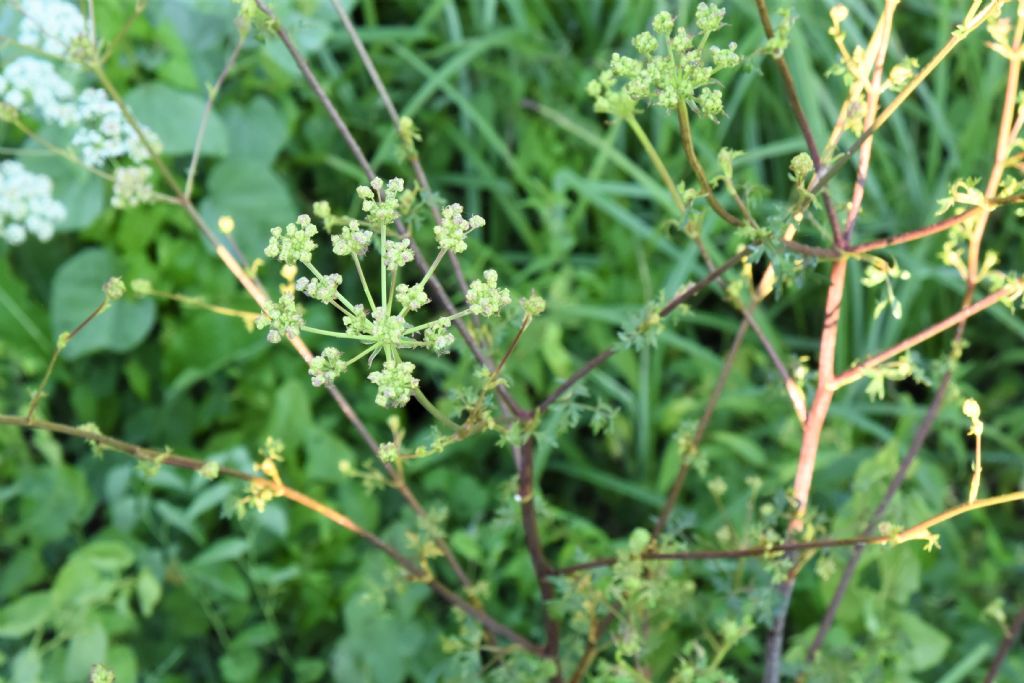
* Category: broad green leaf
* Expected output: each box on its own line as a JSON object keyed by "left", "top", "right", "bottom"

{"left": 136, "top": 568, "right": 162, "bottom": 618}
{"left": 49, "top": 248, "right": 157, "bottom": 360}
{"left": 76, "top": 539, "right": 136, "bottom": 573}
{"left": 63, "top": 617, "right": 108, "bottom": 682}
{"left": 197, "top": 159, "right": 297, "bottom": 259}
{"left": 189, "top": 537, "right": 250, "bottom": 568}
{"left": 224, "top": 97, "right": 290, "bottom": 164}
{"left": 124, "top": 82, "right": 228, "bottom": 157}
{"left": 0, "top": 591, "right": 50, "bottom": 639}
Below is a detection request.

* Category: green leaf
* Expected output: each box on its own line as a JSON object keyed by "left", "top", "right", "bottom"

{"left": 10, "top": 646, "right": 42, "bottom": 683}
{"left": 64, "top": 617, "right": 108, "bottom": 682}
{"left": 49, "top": 248, "right": 156, "bottom": 360}
{"left": 189, "top": 537, "right": 250, "bottom": 568}
{"left": 124, "top": 82, "right": 228, "bottom": 157}
{"left": 0, "top": 591, "right": 49, "bottom": 639}
{"left": 197, "top": 159, "right": 297, "bottom": 259}
{"left": 224, "top": 96, "right": 290, "bottom": 164}
{"left": 897, "top": 610, "right": 952, "bottom": 672}
{"left": 136, "top": 568, "right": 162, "bottom": 618}
{"left": 76, "top": 539, "right": 136, "bottom": 573}
{"left": 20, "top": 151, "right": 106, "bottom": 233}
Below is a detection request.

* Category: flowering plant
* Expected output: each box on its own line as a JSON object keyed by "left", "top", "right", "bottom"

{"left": 258, "top": 177, "right": 510, "bottom": 410}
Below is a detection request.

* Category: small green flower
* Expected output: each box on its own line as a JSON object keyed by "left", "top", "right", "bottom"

{"left": 423, "top": 318, "right": 455, "bottom": 355}
{"left": 368, "top": 359, "right": 419, "bottom": 408}
{"left": 255, "top": 293, "right": 304, "bottom": 343}
{"left": 371, "top": 308, "right": 408, "bottom": 346}
{"left": 789, "top": 152, "right": 815, "bottom": 183}
{"left": 632, "top": 31, "right": 658, "bottom": 57}
{"left": 434, "top": 203, "right": 484, "bottom": 253}
{"left": 331, "top": 220, "right": 373, "bottom": 258}
{"left": 383, "top": 238, "right": 414, "bottom": 270}
{"left": 343, "top": 304, "right": 372, "bottom": 335}
{"left": 695, "top": 2, "right": 726, "bottom": 34}
{"left": 651, "top": 11, "right": 675, "bottom": 36}
{"left": 379, "top": 441, "right": 400, "bottom": 463}
{"left": 467, "top": 269, "right": 511, "bottom": 317}
{"left": 296, "top": 273, "right": 342, "bottom": 305}
{"left": 266, "top": 214, "right": 317, "bottom": 265}
{"left": 357, "top": 177, "right": 404, "bottom": 228}
{"left": 111, "top": 165, "right": 155, "bottom": 209}
{"left": 697, "top": 88, "right": 724, "bottom": 120}
{"left": 103, "top": 276, "right": 126, "bottom": 301}
{"left": 396, "top": 282, "right": 429, "bottom": 311}
{"left": 309, "top": 346, "right": 346, "bottom": 386}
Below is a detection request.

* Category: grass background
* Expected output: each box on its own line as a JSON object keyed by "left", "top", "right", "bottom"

{"left": 1, "top": 0, "right": 1023, "bottom": 680}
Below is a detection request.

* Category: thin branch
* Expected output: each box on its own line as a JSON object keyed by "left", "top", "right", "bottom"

{"left": 559, "top": 489, "right": 1024, "bottom": 573}
{"left": 325, "top": 0, "right": 471, "bottom": 296}
{"left": 184, "top": 30, "right": 245, "bottom": 198}
{"left": 985, "top": 601, "right": 1024, "bottom": 683}
{"left": 830, "top": 285, "right": 1019, "bottom": 390}
{"left": 0, "top": 413, "right": 543, "bottom": 655}
{"left": 252, "top": 0, "right": 527, "bottom": 421}
{"left": 806, "top": 370, "right": 952, "bottom": 662}
{"left": 655, "top": 318, "right": 749, "bottom": 536}
{"left": 843, "top": 1, "right": 897, "bottom": 243}
{"left": 674, "top": 104, "right": 743, "bottom": 226}
{"left": 810, "top": 1, "right": 1005, "bottom": 194}
{"left": 518, "top": 439, "right": 561, "bottom": 661}
{"left": 537, "top": 250, "right": 748, "bottom": 413}
{"left": 26, "top": 297, "right": 108, "bottom": 422}
{"left": 753, "top": 0, "right": 845, "bottom": 247}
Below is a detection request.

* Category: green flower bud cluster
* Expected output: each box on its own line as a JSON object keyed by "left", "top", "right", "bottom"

{"left": 261, "top": 177, "right": 512, "bottom": 409}
{"left": 586, "top": 4, "right": 741, "bottom": 122}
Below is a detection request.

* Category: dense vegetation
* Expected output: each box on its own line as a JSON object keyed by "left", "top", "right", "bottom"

{"left": 1, "top": 1, "right": 1023, "bottom": 681}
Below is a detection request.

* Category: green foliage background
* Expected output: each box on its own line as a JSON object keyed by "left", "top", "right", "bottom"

{"left": 1, "top": 1, "right": 1023, "bottom": 681}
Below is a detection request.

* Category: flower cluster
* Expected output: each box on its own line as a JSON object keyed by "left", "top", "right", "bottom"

{"left": 586, "top": 4, "right": 741, "bottom": 121}
{"left": 0, "top": 160, "right": 67, "bottom": 244}
{"left": 16, "top": 0, "right": 87, "bottom": 58}
{"left": 1, "top": 1, "right": 160, "bottom": 211}
{"left": 261, "top": 177, "right": 509, "bottom": 409}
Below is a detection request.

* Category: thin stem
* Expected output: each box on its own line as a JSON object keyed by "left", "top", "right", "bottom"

{"left": 985, "top": 602, "right": 1024, "bottom": 683}
{"left": 830, "top": 285, "right": 1019, "bottom": 390}
{"left": 537, "top": 250, "right": 747, "bottom": 412}
{"left": 300, "top": 326, "right": 375, "bottom": 342}
{"left": 0, "top": 414, "right": 542, "bottom": 655}
{"left": 807, "top": 371, "right": 953, "bottom": 662}
{"left": 655, "top": 318, "right": 749, "bottom": 536}
{"left": 843, "top": 1, "right": 897, "bottom": 243}
{"left": 810, "top": 1, "right": 1004, "bottom": 194}
{"left": 185, "top": 29, "right": 245, "bottom": 199}
{"left": 624, "top": 115, "right": 688, "bottom": 215}
{"left": 351, "top": 255, "right": 376, "bottom": 309}
{"left": 412, "top": 387, "right": 459, "bottom": 431}
{"left": 675, "top": 104, "right": 743, "bottom": 225}
{"left": 25, "top": 297, "right": 108, "bottom": 422}
{"left": 325, "top": 0, "right": 473, "bottom": 299}
{"left": 559, "top": 489, "right": 1024, "bottom": 572}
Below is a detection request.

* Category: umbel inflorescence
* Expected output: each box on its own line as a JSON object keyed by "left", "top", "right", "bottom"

{"left": 586, "top": 4, "right": 741, "bottom": 121}
{"left": 258, "top": 177, "right": 511, "bottom": 409}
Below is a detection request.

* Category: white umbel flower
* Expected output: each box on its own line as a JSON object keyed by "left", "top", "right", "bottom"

{"left": 0, "top": 161, "right": 66, "bottom": 244}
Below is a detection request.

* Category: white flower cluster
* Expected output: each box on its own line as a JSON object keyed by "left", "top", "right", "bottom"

{"left": 263, "top": 177, "right": 512, "bottom": 410}
{"left": 0, "top": 160, "right": 67, "bottom": 244}
{"left": 1, "top": 0, "right": 160, "bottom": 211}
{"left": 17, "top": 0, "right": 86, "bottom": 57}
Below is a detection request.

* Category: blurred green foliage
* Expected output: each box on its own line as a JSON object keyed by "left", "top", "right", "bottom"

{"left": 1, "top": 0, "right": 1023, "bottom": 681}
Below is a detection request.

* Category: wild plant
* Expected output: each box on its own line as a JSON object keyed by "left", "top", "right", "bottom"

{"left": 2, "top": 1, "right": 1024, "bottom": 681}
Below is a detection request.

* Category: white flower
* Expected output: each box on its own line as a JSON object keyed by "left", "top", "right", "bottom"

{"left": 71, "top": 88, "right": 161, "bottom": 168}
{"left": 0, "top": 160, "right": 66, "bottom": 244}
{"left": 17, "top": 0, "right": 86, "bottom": 58}
{"left": 0, "top": 57, "right": 77, "bottom": 125}
{"left": 110, "top": 166, "right": 156, "bottom": 209}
